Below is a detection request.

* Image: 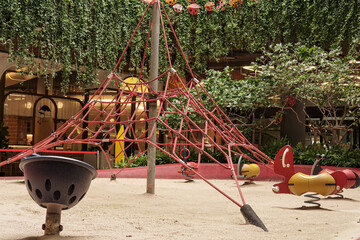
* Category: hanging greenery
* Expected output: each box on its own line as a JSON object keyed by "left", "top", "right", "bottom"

{"left": 0, "top": 0, "right": 359, "bottom": 93}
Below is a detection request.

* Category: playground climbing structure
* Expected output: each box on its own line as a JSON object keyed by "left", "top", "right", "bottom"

{"left": 2, "top": 0, "right": 273, "bottom": 231}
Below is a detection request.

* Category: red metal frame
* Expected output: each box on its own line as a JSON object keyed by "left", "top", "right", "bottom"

{"left": 2, "top": 1, "right": 274, "bottom": 208}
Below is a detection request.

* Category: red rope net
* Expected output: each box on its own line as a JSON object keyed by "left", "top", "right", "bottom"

{"left": 3, "top": 1, "right": 273, "bottom": 207}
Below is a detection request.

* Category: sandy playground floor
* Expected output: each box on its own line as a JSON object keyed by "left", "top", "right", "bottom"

{"left": 0, "top": 178, "right": 359, "bottom": 240}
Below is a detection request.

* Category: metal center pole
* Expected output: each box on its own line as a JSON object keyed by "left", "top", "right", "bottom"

{"left": 147, "top": 0, "right": 160, "bottom": 194}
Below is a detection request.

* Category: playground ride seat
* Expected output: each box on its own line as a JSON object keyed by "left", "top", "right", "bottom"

{"left": 235, "top": 155, "right": 260, "bottom": 184}
{"left": 177, "top": 147, "right": 198, "bottom": 181}
{"left": 240, "top": 163, "right": 260, "bottom": 179}
{"left": 288, "top": 172, "right": 337, "bottom": 196}
{"left": 272, "top": 145, "right": 349, "bottom": 207}
{"left": 178, "top": 161, "right": 198, "bottom": 180}
{"left": 311, "top": 154, "right": 360, "bottom": 191}
{"left": 20, "top": 154, "right": 97, "bottom": 236}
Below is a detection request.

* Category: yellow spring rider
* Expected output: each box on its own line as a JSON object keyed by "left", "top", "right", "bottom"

{"left": 236, "top": 155, "right": 261, "bottom": 184}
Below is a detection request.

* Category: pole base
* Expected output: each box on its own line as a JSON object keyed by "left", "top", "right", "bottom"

{"left": 44, "top": 204, "right": 63, "bottom": 235}
{"left": 240, "top": 204, "right": 268, "bottom": 232}
{"left": 110, "top": 174, "right": 117, "bottom": 181}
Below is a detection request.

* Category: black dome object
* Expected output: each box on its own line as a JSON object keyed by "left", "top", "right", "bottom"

{"left": 20, "top": 154, "right": 97, "bottom": 210}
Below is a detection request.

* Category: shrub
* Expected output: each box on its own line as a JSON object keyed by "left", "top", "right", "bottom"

{"left": 260, "top": 138, "right": 360, "bottom": 168}
{"left": 114, "top": 153, "right": 148, "bottom": 168}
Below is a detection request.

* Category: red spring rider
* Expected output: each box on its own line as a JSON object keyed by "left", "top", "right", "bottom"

{"left": 311, "top": 154, "right": 360, "bottom": 191}
{"left": 178, "top": 147, "right": 198, "bottom": 181}
{"left": 236, "top": 155, "right": 260, "bottom": 184}
{"left": 272, "top": 145, "right": 350, "bottom": 207}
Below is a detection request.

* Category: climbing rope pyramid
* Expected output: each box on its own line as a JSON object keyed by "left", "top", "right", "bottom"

{"left": 3, "top": 1, "right": 273, "bottom": 231}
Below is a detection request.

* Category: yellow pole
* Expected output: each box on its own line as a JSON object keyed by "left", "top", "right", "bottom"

{"left": 115, "top": 125, "right": 125, "bottom": 165}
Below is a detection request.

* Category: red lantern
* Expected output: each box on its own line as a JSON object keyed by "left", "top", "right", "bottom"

{"left": 216, "top": 1, "right": 226, "bottom": 11}
{"left": 166, "top": 0, "right": 177, "bottom": 5}
{"left": 205, "top": 2, "right": 215, "bottom": 11}
{"left": 285, "top": 96, "right": 297, "bottom": 107}
{"left": 173, "top": 4, "right": 183, "bottom": 13}
{"left": 188, "top": 3, "right": 200, "bottom": 15}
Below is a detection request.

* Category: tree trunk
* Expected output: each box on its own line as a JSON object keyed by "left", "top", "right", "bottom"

{"left": 280, "top": 100, "right": 305, "bottom": 146}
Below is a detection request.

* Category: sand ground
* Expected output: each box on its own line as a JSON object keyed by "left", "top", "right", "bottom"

{"left": 0, "top": 178, "right": 359, "bottom": 240}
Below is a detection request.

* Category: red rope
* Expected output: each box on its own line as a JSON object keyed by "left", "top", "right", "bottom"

{"left": 160, "top": 1, "right": 195, "bottom": 80}
{"left": 157, "top": 1, "right": 173, "bottom": 69}
{"left": 2, "top": 3, "right": 276, "bottom": 209}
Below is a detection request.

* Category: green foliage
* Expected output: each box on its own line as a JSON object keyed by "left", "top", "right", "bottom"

{"left": 114, "top": 151, "right": 177, "bottom": 168}
{"left": 158, "top": 93, "right": 205, "bottom": 130}
{"left": 156, "top": 151, "right": 177, "bottom": 165}
{"left": 0, "top": 123, "right": 9, "bottom": 149}
{"left": 114, "top": 153, "right": 148, "bottom": 168}
{"left": 259, "top": 137, "right": 290, "bottom": 159}
{"left": 204, "top": 67, "right": 270, "bottom": 112}
{"left": 1, "top": 1, "right": 360, "bottom": 92}
{"left": 199, "top": 66, "right": 282, "bottom": 142}
{"left": 254, "top": 43, "right": 360, "bottom": 147}
{"left": 201, "top": 149, "right": 229, "bottom": 163}
{"left": 113, "top": 147, "right": 242, "bottom": 168}
{"left": 160, "top": 66, "right": 273, "bottom": 141}
{"left": 293, "top": 143, "right": 360, "bottom": 168}
{"left": 260, "top": 138, "right": 360, "bottom": 168}
{"left": 202, "top": 66, "right": 274, "bottom": 126}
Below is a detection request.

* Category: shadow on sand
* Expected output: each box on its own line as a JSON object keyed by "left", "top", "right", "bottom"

{"left": 322, "top": 196, "right": 360, "bottom": 202}
{"left": 19, "top": 235, "right": 95, "bottom": 240}
{"left": 274, "top": 206, "right": 334, "bottom": 211}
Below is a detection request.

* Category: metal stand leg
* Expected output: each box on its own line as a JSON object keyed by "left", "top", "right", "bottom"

{"left": 43, "top": 204, "right": 63, "bottom": 235}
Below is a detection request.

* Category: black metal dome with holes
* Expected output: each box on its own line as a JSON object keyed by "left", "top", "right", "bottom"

{"left": 19, "top": 154, "right": 97, "bottom": 210}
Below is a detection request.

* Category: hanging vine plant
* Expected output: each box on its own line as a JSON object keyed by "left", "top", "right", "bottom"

{"left": 0, "top": 0, "right": 359, "bottom": 93}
